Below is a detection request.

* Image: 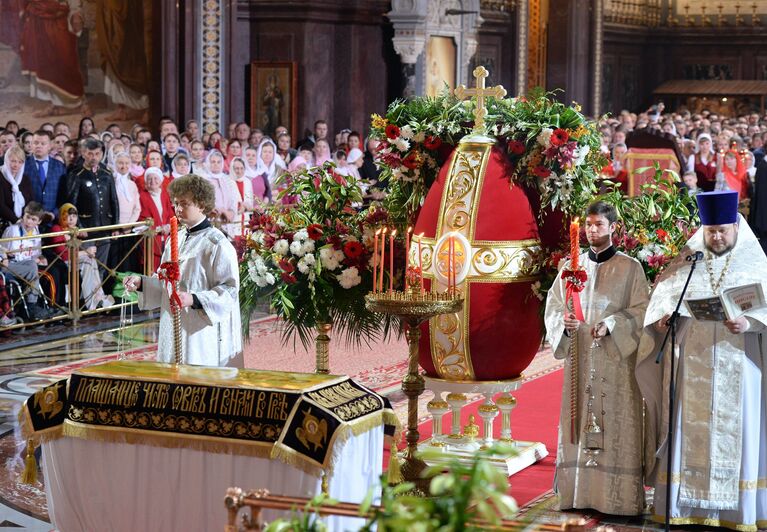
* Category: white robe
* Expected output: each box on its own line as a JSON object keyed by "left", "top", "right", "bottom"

{"left": 138, "top": 222, "right": 243, "bottom": 367}
{"left": 544, "top": 248, "right": 649, "bottom": 515}
{"left": 637, "top": 216, "right": 767, "bottom": 531}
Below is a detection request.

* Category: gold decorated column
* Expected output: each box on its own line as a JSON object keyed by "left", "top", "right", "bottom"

{"left": 516, "top": 0, "right": 529, "bottom": 96}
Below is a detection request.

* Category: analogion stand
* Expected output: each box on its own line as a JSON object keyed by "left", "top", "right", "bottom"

{"left": 420, "top": 376, "right": 548, "bottom": 475}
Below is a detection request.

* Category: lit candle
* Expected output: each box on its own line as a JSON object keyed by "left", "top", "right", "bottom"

{"left": 405, "top": 226, "right": 412, "bottom": 289}
{"left": 379, "top": 228, "right": 387, "bottom": 292}
{"left": 170, "top": 216, "right": 179, "bottom": 263}
{"left": 570, "top": 217, "right": 580, "bottom": 271}
{"left": 373, "top": 229, "right": 379, "bottom": 292}
{"left": 389, "top": 230, "right": 397, "bottom": 293}
{"left": 418, "top": 233, "right": 424, "bottom": 294}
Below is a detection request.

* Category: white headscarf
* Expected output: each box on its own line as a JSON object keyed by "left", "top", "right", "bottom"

{"left": 171, "top": 155, "right": 191, "bottom": 180}
{"left": 255, "top": 139, "right": 286, "bottom": 186}
{"left": 144, "top": 167, "right": 165, "bottom": 192}
{"left": 204, "top": 149, "right": 228, "bottom": 180}
{"left": 107, "top": 144, "right": 125, "bottom": 172}
{"left": 347, "top": 148, "right": 364, "bottom": 164}
{"left": 242, "top": 147, "right": 260, "bottom": 179}
{"left": 113, "top": 153, "right": 132, "bottom": 198}
{"left": 2, "top": 151, "right": 26, "bottom": 219}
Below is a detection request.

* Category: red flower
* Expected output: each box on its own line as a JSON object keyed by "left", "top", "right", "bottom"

{"left": 655, "top": 228, "right": 669, "bottom": 242}
{"left": 278, "top": 258, "right": 295, "bottom": 273}
{"left": 402, "top": 151, "right": 420, "bottom": 170}
{"left": 532, "top": 165, "right": 551, "bottom": 178}
{"left": 307, "top": 224, "right": 324, "bottom": 240}
{"left": 647, "top": 254, "right": 670, "bottom": 269}
{"left": 623, "top": 235, "right": 639, "bottom": 251}
{"left": 343, "top": 241, "right": 364, "bottom": 259}
{"left": 423, "top": 135, "right": 442, "bottom": 150}
{"left": 385, "top": 124, "right": 401, "bottom": 139}
{"left": 281, "top": 272, "right": 297, "bottom": 284}
{"left": 508, "top": 140, "right": 526, "bottom": 155}
{"left": 312, "top": 177, "right": 321, "bottom": 190}
{"left": 551, "top": 128, "right": 569, "bottom": 147}
{"left": 331, "top": 171, "right": 347, "bottom": 186}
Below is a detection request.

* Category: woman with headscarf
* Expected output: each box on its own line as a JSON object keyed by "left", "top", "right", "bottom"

{"left": 0, "top": 145, "right": 32, "bottom": 227}
{"left": 243, "top": 147, "right": 270, "bottom": 203}
{"left": 255, "top": 139, "right": 286, "bottom": 189}
{"left": 48, "top": 203, "right": 112, "bottom": 310}
{"left": 171, "top": 154, "right": 191, "bottom": 180}
{"left": 128, "top": 143, "right": 145, "bottom": 180}
{"left": 688, "top": 133, "right": 718, "bottom": 192}
{"left": 203, "top": 150, "right": 240, "bottom": 233}
{"left": 134, "top": 149, "right": 168, "bottom": 192}
{"left": 138, "top": 167, "right": 173, "bottom": 272}
{"left": 312, "top": 138, "right": 332, "bottom": 167}
{"left": 230, "top": 157, "right": 255, "bottom": 212}
{"left": 110, "top": 152, "right": 141, "bottom": 273}
{"left": 717, "top": 149, "right": 750, "bottom": 198}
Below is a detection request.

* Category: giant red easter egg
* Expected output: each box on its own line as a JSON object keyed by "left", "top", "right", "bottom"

{"left": 412, "top": 141, "right": 544, "bottom": 381}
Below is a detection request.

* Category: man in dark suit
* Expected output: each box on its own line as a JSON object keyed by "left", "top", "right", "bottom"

{"left": 63, "top": 138, "right": 119, "bottom": 278}
{"left": 26, "top": 129, "right": 67, "bottom": 223}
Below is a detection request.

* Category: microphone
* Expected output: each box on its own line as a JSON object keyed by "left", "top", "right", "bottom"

{"left": 685, "top": 251, "right": 704, "bottom": 262}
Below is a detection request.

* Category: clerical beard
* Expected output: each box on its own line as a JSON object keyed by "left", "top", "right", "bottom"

{"left": 705, "top": 237, "right": 737, "bottom": 257}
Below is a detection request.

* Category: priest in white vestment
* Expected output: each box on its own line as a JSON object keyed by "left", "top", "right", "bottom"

{"left": 545, "top": 200, "right": 649, "bottom": 515}
{"left": 125, "top": 174, "right": 243, "bottom": 367}
{"left": 637, "top": 190, "right": 767, "bottom": 531}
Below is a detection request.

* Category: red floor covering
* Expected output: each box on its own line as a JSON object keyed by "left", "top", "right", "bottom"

{"left": 388, "top": 368, "right": 563, "bottom": 508}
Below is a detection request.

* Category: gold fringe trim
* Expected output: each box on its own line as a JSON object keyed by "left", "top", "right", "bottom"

{"left": 62, "top": 422, "right": 274, "bottom": 460}
{"left": 18, "top": 410, "right": 64, "bottom": 443}
{"left": 657, "top": 472, "right": 767, "bottom": 491}
{"left": 651, "top": 514, "right": 757, "bottom": 532}
{"left": 269, "top": 444, "right": 323, "bottom": 478}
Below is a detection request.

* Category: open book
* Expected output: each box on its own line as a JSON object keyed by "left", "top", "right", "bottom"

{"left": 684, "top": 283, "right": 766, "bottom": 321}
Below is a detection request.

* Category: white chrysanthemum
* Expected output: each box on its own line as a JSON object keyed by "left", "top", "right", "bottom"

{"left": 537, "top": 128, "right": 553, "bottom": 148}
{"left": 319, "top": 247, "right": 344, "bottom": 271}
{"left": 297, "top": 253, "right": 316, "bottom": 274}
{"left": 573, "top": 144, "right": 590, "bottom": 166}
{"left": 392, "top": 137, "right": 410, "bottom": 152}
{"left": 301, "top": 239, "right": 315, "bottom": 255}
{"left": 293, "top": 229, "right": 309, "bottom": 242}
{"left": 400, "top": 125, "right": 414, "bottom": 139}
{"left": 391, "top": 167, "right": 404, "bottom": 181}
{"left": 272, "top": 239, "right": 289, "bottom": 256}
{"left": 290, "top": 240, "right": 306, "bottom": 257}
{"left": 637, "top": 243, "right": 662, "bottom": 262}
{"left": 250, "top": 230, "right": 265, "bottom": 245}
{"left": 337, "top": 267, "right": 362, "bottom": 289}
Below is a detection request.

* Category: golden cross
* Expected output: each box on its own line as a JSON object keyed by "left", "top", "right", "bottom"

{"left": 454, "top": 66, "right": 507, "bottom": 133}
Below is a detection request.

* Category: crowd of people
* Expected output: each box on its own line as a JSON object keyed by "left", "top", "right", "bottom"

{"left": 0, "top": 116, "right": 384, "bottom": 326}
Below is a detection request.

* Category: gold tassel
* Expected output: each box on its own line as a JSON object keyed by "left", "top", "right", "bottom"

{"left": 387, "top": 436, "right": 403, "bottom": 485}
{"left": 21, "top": 439, "right": 37, "bottom": 485}
{"left": 321, "top": 471, "right": 329, "bottom": 494}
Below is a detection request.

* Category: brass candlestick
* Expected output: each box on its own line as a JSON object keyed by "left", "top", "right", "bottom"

{"left": 365, "top": 288, "right": 463, "bottom": 493}
{"left": 172, "top": 280, "right": 183, "bottom": 365}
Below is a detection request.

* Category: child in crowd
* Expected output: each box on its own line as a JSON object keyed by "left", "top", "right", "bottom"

{"left": 0, "top": 202, "right": 53, "bottom": 320}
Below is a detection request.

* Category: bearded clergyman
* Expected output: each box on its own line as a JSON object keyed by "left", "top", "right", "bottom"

{"left": 637, "top": 190, "right": 767, "bottom": 531}
{"left": 545, "top": 200, "right": 649, "bottom": 515}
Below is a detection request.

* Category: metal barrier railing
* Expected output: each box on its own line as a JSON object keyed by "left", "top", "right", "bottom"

{"left": 0, "top": 220, "right": 156, "bottom": 332}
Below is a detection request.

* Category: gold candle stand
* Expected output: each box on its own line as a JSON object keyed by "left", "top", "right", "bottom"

{"left": 365, "top": 289, "right": 463, "bottom": 493}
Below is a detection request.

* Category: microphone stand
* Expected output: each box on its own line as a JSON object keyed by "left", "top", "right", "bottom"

{"left": 655, "top": 253, "right": 701, "bottom": 532}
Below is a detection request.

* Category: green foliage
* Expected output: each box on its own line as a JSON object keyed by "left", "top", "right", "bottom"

{"left": 369, "top": 89, "right": 605, "bottom": 224}
{"left": 264, "top": 446, "right": 518, "bottom": 532}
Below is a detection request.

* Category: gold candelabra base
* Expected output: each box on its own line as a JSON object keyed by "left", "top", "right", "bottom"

{"left": 365, "top": 290, "right": 464, "bottom": 493}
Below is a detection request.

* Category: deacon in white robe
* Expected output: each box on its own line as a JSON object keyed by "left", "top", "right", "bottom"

{"left": 637, "top": 191, "right": 767, "bottom": 531}
{"left": 545, "top": 201, "right": 649, "bottom": 515}
{"left": 125, "top": 175, "right": 243, "bottom": 367}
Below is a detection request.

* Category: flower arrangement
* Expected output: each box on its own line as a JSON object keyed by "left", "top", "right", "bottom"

{"left": 602, "top": 166, "right": 699, "bottom": 283}
{"left": 239, "top": 163, "right": 392, "bottom": 347}
{"left": 369, "top": 88, "right": 606, "bottom": 224}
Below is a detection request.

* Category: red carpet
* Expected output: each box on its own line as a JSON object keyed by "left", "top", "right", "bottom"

{"left": 391, "top": 368, "right": 562, "bottom": 507}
